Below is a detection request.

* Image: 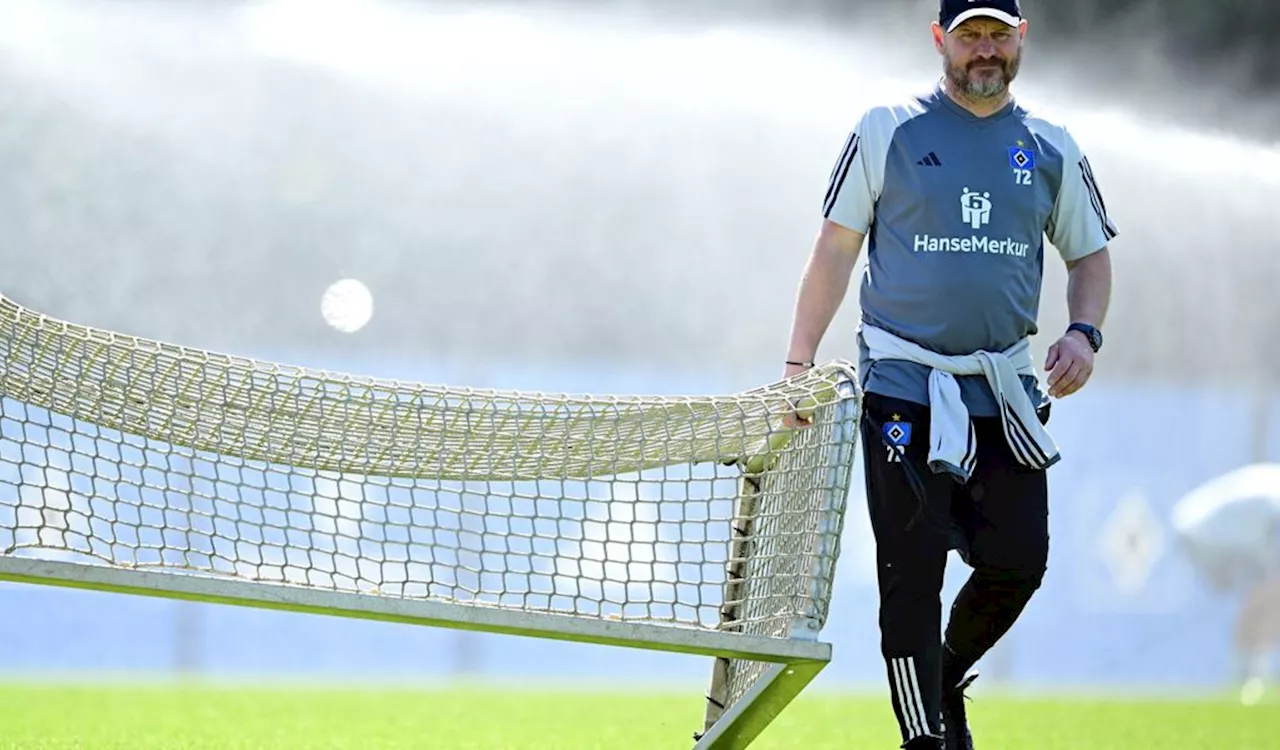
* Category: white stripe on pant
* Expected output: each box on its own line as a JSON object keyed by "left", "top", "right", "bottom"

{"left": 891, "top": 656, "right": 931, "bottom": 740}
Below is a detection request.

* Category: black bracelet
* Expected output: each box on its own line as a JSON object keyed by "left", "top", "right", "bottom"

{"left": 786, "top": 360, "right": 814, "bottom": 368}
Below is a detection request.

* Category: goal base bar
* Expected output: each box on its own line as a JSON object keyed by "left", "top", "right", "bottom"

{"left": 693, "top": 660, "right": 826, "bottom": 750}
{"left": 0, "top": 557, "right": 831, "bottom": 664}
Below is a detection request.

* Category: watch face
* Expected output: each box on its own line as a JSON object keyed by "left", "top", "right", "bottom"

{"left": 1071, "top": 324, "right": 1101, "bottom": 352}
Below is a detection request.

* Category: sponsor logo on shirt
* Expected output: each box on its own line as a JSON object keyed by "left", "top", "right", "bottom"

{"left": 960, "top": 187, "right": 992, "bottom": 229}
{"left": 913, "top": 235, "right": 1030, "bottom": 257}
{"left": 910, "top": 187, "right": 1031, "bottom": 257}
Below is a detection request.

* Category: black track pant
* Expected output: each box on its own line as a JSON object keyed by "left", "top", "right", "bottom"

{"left": 861, "top": 393, "right": 1050, "bottom": 744}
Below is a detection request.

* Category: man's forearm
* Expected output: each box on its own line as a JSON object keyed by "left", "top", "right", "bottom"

{"left": 1066, "top": 247, "right": 1112, "bottom": 328}
{"left": 786, "top": 238, "right": 860, "bottom": 363}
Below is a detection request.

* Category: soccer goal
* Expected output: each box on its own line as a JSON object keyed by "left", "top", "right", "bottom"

{"left": 0, "top": 293, "right": 862, "bottom": 749}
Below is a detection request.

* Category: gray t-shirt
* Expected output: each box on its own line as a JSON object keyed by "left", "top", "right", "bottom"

{"left": 824, "top": 84, "right": 1118, "bottom": 416}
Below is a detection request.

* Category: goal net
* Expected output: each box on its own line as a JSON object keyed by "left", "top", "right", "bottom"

{"left": 0, "top": 294, "right": 861, "bottom": 749}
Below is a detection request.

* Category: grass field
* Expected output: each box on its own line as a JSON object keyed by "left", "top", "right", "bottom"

{"left": 0, "top": 684, "right": 1277, "bottom": 749}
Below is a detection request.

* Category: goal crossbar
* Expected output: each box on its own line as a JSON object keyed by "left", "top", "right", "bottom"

{"left": 0, "top": 556, "right": 830, "bottom": 664}
{"left": 0, "top": 293, "right": 862, "bottom": 750}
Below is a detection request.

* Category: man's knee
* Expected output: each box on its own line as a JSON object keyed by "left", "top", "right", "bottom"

{"left": 964, "top": 503, "right": 1049, "bottom": 592}
{"left": 974, "top": 559, "right": 1046, "bottom": 597}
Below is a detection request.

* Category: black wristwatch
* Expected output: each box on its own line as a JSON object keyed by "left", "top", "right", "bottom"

{"left": 1067, "top": 322, "right": 1103, "bottom": 353}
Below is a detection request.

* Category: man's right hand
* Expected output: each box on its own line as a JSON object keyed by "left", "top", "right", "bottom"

{"left": 781, "top": 362, "right": 816, "bottom": 428}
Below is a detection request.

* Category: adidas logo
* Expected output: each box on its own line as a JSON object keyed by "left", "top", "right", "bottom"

{"left": 917, "top": 152, "right": 942, "bottom": 167}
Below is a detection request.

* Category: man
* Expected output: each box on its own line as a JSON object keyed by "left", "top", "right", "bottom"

{"left": 1172, "top": 463, "right": 1280, "bottom": 695}
{"left": 781, "top": 1, "right": 1115, "bottom": 748}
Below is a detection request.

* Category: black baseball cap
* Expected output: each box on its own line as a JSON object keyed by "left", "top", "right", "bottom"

{"left": 939, "top": 0, "right": 1022, "bottom": 33}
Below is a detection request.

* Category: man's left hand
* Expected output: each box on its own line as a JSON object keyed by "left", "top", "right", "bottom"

{"left": 1045, "top": 331, "right": 1094, "bottom": 398}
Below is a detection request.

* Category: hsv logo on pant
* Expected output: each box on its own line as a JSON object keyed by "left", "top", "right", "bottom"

{"left": 883, "top": 415, "right": 912, "bottom": 464}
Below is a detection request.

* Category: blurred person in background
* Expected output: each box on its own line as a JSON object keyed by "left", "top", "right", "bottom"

{"left": 1173, "top": 463, "right": 1280, "bottom": 697}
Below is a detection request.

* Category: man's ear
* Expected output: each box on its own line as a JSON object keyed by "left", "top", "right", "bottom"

{"left": 931, "top": 22, "right": 946, "bottom": 54}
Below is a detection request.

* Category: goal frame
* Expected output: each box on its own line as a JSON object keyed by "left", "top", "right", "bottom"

{"left": 0, "top": 521, "right": 833, "bottom": 750}
{"left": 694, "top": 375, "right": 860, "bottom": 749}
{"left": 0, "top": 556, "right": 831, "bottom": 665}
{"left": 0, "top": 371, "right": 860, "bottom": 749}
{"left": 0, "top": 285, "right": 862, "bottom": 749}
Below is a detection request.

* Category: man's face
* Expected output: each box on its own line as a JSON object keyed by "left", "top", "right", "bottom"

{"left": 935, "top": 18, "right": 1027, "bottom": 99}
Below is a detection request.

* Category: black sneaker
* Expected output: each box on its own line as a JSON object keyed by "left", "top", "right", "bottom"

{"left": 942, "top": 672, "right": 979, "bottom": 750}
{"left": 902, "top": 735, "right": 944, "bottom": 749}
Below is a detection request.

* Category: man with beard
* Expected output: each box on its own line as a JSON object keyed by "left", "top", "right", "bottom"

{"left": 780, "top": 1, "right": 1116, "bottom": 748}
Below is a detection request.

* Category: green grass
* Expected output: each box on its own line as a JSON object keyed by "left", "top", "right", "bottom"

{"left": 0, "top": 683, "right": 1276, "bottom": 749}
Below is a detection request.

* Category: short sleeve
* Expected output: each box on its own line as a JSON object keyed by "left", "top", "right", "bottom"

{"left": 1047, "top": 127, "right": 1118, "bottom": 261}
{"left": 821, "top": 110, "right": 888, "bottom": 233}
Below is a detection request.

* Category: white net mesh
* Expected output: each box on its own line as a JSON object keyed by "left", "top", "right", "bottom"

{"left": 0, "top": 293, "right": 858, "bottom": 658}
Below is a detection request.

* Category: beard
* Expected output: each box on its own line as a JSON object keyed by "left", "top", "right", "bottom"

{"left": 946, "top": 48, "right": 1022, "bottom": 99}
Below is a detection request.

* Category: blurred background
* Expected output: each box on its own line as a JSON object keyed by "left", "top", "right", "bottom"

{"left": 0, "top": 0, "right": 1278, "bottom": 698}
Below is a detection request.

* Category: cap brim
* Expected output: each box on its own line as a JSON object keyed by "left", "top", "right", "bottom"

{"left": 946, "top": 9, "right": 1021, "bottom": 32}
